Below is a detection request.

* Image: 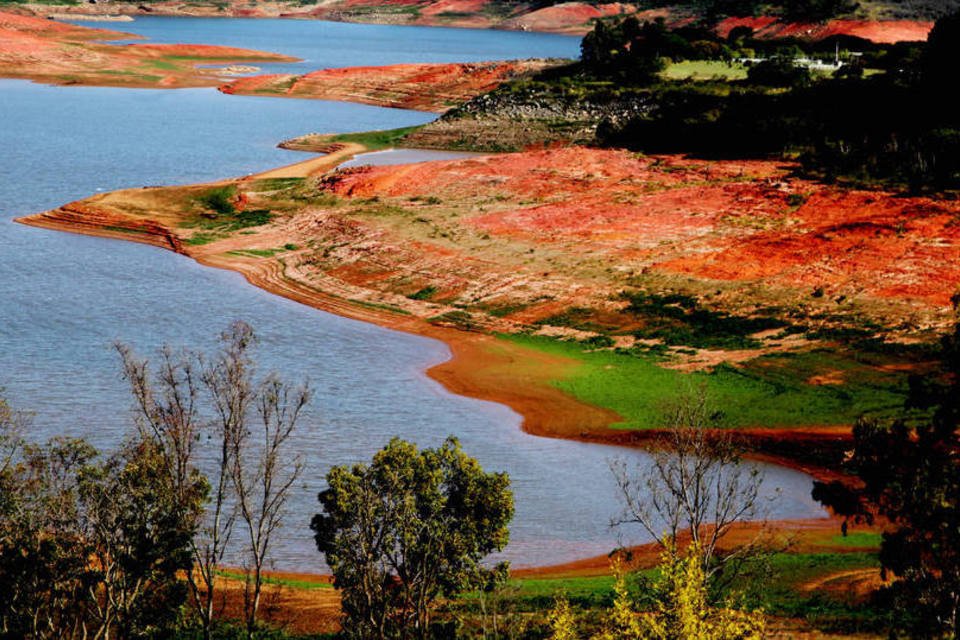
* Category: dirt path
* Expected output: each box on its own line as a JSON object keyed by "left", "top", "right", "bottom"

{"left": 247, "top": 143, "right": 365, "bottom": 179}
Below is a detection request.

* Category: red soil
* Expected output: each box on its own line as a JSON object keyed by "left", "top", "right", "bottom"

{"left": 322, "top": 147, "right": 960, "bottom": 311}
{"left": 500, "top": 2, "right": 639, "bottom": 33}
{"left": 220, "top": 60, "right": 551, "bottom": 112}
{"left": 716, "top": 16, "right": 933, "bottom": 43}
{"left": 0, "top": 11, "right": 296, "bottom": 88}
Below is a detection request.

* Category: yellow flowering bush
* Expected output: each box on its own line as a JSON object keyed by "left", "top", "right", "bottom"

{"left": 550, "top": 543, "right": 765, "bottom": 640}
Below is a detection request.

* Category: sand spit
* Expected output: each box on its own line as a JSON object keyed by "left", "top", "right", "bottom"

{"left": 220, "top": 59, "right": 557, "bottom": 112}
{"left": 0, "top": 11, "right": 296, "bottom": 89}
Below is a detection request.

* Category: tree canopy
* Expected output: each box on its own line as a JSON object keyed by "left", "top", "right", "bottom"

{"left": 813, "top": 310, "right": 960, "bottom": 637}
{"left": 312, "top": 437, "right": 513, "bottom": 639}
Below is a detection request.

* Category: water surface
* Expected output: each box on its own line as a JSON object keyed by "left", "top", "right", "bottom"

{"left": 0, "top": 19, "right": 823, "bottom": 570}
{"left": 69, "top": 16, "right": 582, "bottom": 75}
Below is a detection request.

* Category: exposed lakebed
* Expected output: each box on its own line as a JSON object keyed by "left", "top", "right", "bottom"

{"left": 0, "top": 18, "right": 823, "bottom": 570}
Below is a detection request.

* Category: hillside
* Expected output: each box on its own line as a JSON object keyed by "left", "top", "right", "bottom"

{"left": 2, "top": 0, "right": 947, "bottom": 37}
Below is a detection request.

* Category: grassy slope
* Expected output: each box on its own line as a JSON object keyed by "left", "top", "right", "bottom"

{"left": 503, "top": 335, "right": 910, "bottom": 429}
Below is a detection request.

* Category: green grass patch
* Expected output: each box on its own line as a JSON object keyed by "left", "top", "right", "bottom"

{"left": 226, "top": 244, "right": 298, "bottom": 259}
{"left": 662, "top": 60, "right": 748, "bottom": 81}
{"left": 407, "top": 286, "right": 438, "bottom": 301}
{"left": 823, "top": 532, "right": 882, "bottom": 548}
{"left": 327, "top": 126, "right": 423, "bottom": 151}
{"left": 197, "top": 185, "right": 237, "bottom": 215}
{"left": 215, "top": 570, "right": 332, "bottom": 591}
{"left": 249, "top": 177, "right": 304, "bottom": 192}
{"left": 508, "top": 575, "right": 617, "bottom": 606}
{"left": 745, "top": 553, "right": 883, "bottom": 632}
{"left": 185, "top": 232, "right": 222, "bottom": 246}
{"left": 103, "top": 225, "right": 147, "bottom": 235}
{"left": 145, "top": 59, "right": 179, "bottom": 71}
{"left": 502, "top": 334, "right": 909, "bottom": 429}
{"left": 226, "top": 248, "right": 279, "bottom": 258}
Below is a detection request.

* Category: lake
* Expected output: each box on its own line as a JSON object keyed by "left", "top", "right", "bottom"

{"left": 0, "top": 18, "right": 824, "bottom": 570}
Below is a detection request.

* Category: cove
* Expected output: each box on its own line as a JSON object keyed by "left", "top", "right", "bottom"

{"left": 0, "top": 19, "right": 824, "bottom": 570}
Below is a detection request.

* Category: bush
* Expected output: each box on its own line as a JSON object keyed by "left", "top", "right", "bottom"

{"left": 746, "top": 56, "right": 812, "bottom": 87}
{"left": 198, "top": 185, "right": 237, "bottom": 215}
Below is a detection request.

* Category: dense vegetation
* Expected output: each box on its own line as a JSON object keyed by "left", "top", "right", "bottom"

{"left": 813, "top": 309, "right": 960, "bottom": 637}
{"left": 570, "top": 11, "right": 960, "bottom": 192}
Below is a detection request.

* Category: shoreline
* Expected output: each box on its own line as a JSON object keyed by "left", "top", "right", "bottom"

{"left": 16, "top": 148, "right": 856, "bottom": 489}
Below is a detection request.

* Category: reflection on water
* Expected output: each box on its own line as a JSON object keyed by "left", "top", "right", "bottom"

{"left": 0, "top": 18, "right": 824, "bottom": 571}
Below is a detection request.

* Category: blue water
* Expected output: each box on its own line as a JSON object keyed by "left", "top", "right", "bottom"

{"left": 69, "top": 16, "right": 582, "bottom": 75}
{"left": 0, "top": 19, "right": 823, "bottom": 571}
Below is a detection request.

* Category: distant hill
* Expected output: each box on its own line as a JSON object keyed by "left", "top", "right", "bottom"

{"left": 4, "top": 0, "right": 955, "bottom": 36}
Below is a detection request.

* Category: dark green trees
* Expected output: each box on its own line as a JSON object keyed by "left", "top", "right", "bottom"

{"left": 580, "top": 17, "right": 668, "bottom": 83}
{"left": 0, "top": 430, "right": 204, "bottom": 640}
{"left": 814, "top": 312, "right": 960, "bottom": 637}
{"left": 312, "top": 437, "right": 513, "bottom": 639}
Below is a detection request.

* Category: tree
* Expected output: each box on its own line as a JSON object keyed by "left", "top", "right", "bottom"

{"left": 79, "top": 438, "right": 204, "bottom": 639}
{"left": 580, "top": 17, "right": 669, "bottom": 84}
{"left": 118, "top": 321, "right": 309, "bottom": 639}
{"left": 117, "top": 341, "right": 222, "bottom": 639}
{"left": 813, "top": 308, "right": 960, "bottom": 638}
{"left": 610, "top": 387, "right": 770, "bottom": 584}
{"left": 746, "top": 55, "right": 812, "bottom": 87}
{"left": 0, "top": 437, "right": 97, "bottom": 640}
{"left": 0, "top": 430, "right": 198, "bottom": 640}
{"left": 216, "top": 329, "right": 309, "bottom": 637}
{"left": 312, "top": 437, "right": 513, "bottom": 640}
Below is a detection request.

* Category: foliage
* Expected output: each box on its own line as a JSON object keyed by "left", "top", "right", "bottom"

{"left": 502, "top": 334, "right": 909, "bottom": 433}
{"left": 547, "top": 596, "right": 579, "bottom": 640}
{"left": 545, "top": 545, "right": 764, "bottom": 640}
{"left": 199, "top": 186, "right": 238, "bottom": 215}
{"left": 588, "top": 9, "right": 960, "bottom": 191}
{"left": 746, "top": 55, "right": 812, "bottom": 87}
{"left": 326, "top": 126, "right": 424, "bottom": 151}
{"left": 813, "top": 309, "right": 960, "bottom": 637}
{"left": 580, "top": 17, "right": 670, "bottom": 84}
{"left": 311, "top": 437, "right": 513, "bottom": 639}
{"left": 0, "top": 431, "right": 202, "bottom": 640}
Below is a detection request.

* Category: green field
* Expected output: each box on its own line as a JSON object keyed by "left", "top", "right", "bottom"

{"left": 504, "top": 335, "right": 911, "bottom": 429}
{"left": 326, "top": 125, "right": 424, "bottom": 151}
{"left": 662, "top": 60, "right": 749, "bottom": 81}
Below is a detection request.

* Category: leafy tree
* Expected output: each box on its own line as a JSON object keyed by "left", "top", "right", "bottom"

{"left": 813, "top": 309, "right": 960, "bottom": 637}
{"left": 580, "top": 17, "right": 668, "bottom": 84}
{"left": 312, "top": 437, "right": 513, "bottom": 640}
{"left": 635, "top": 542, "right": 765, "bottom": 640}
{"left": 0, "top": 437, "right": 97, "bottom": 640}
{"left": 546, "top": 596, "right": 579, "bottom": 640}
{"left": 79, "top": 438, "right": 204, "bottom": 639}
{"left": 0, "top": 427, "right": 201, "bottom": 640}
